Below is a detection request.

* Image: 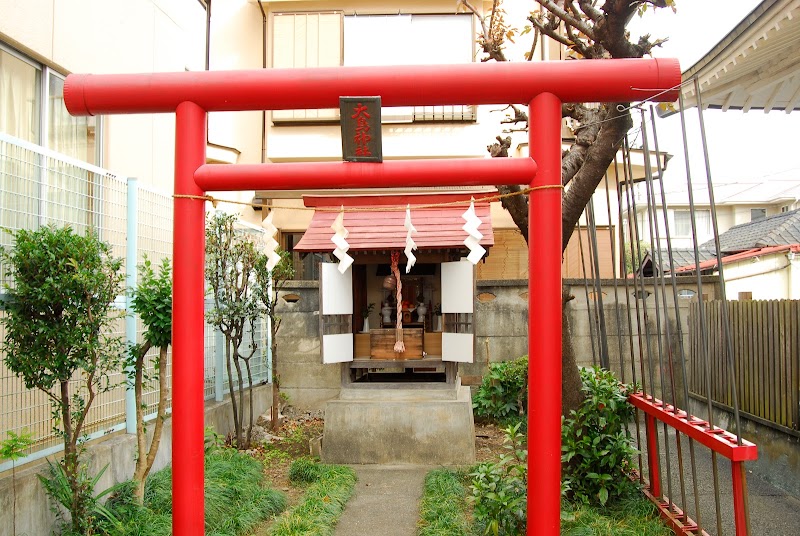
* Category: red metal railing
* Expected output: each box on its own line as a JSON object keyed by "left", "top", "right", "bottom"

{"left": 630, "top": 392, "right": 757, "bottom": 535}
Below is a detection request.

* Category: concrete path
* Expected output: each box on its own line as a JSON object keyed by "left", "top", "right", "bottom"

{"left": 330, "top": 447, "right": 800, "bottom": 536}
{"left": 333, "top": 465, "right": 430, "bottom": 536}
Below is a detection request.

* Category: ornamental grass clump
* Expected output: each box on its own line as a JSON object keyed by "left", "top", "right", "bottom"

{"left": 270, "top": 458, "right": 356, "bottom": 536}
{"left": 419, "top": 469, "right": 472, "bottom": 536}
{"left": 561, "top": 367, "right": 638, "bottom": 506}
{"left": 98, "top": 447, "right": 286, "bottom": 536}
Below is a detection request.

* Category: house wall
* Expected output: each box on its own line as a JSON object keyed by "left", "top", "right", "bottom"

{"left": 206, "top": 0, "right": 500, "bottom": 168}
{"left": 632, "top": 205, "right": 723, "bottom": 251}
{"left": 724, "top": 250, "right": 797, "bottom": 300}
{"left": 0, "top": 0, "right": 206, "bottom": 192}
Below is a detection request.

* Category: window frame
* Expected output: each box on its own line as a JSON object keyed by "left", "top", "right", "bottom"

{"left": 281, "top": 230, "right": 333, "bottom": 281}
{"left": 0, "top": 41, "right": 103, "bottom": 166}
{"left": 750, "top": 208, "right": 766, "bottom": 221}
{"left": 673, "top": 209, "right": 710, "bottom": 238}
{"left": 270, "top": 11, "right": 477, "bottom": 126}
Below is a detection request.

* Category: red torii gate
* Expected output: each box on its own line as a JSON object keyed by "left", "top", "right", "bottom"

{"left": 65, "top": 58, "right": 680, "bottom": 535}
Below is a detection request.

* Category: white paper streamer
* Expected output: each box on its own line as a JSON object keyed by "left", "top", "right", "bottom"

{"left": 331, "top": 207, "right": 354, "bottom": 273}
{"left": 263, "top": 211, "right": 281, "bottom": 271}
{"left": 462, "top": 199, "right": 486, "bottom": 265}
{"left": 403, "top": 204, "right": 417, "bottom": 273}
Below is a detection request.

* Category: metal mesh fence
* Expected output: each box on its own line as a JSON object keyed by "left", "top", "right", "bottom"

{"left": 0, "top": 133, "right": 128, "bottom": 458}
{"left": 0, "top": 133, "right": 271, "bottom": 470}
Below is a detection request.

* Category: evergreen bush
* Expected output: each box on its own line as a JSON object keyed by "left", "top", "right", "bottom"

{"left": 561, "top": 367, "right": 638, "bottom": 506}
{"left": 472, "top": 355, "right": 528, "bottom": 423}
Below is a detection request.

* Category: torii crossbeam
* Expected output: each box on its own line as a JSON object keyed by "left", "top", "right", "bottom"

{"left": 65, "top": 58, "right": 680, "bottom": 535}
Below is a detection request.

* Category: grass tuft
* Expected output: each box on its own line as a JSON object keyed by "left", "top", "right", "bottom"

{"left": 418, "top": 469, "right": 473, "bottom": 536}
{"left": 560, "top": 492, "right": 672, "bottom": 536}
{"left": 288, "top": 456, "right": 323, "bottom": 484}
{"left": 269, "top": 459, "right": 357, "bottom": 536}
{"left": 102, "top": 447, "right": 286, "bottom": 536}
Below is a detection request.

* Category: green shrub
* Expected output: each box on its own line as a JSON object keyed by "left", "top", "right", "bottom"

{"left": 561, "top": 367, "right": 638, "bottom": 506}
{"left": 418, "top": 469, "right": 472, "bottom": 536}
{"left": 469, "top": 423, "right": 527, "bottom": 536}
{"left": 472, "top": 355, "right": 528, "bottom": 423}
{"left": 1, "top": 225, "right": 125, "bottom": 535}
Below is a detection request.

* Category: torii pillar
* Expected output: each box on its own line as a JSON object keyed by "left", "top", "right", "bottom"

{"left": 65, "top": 58, "right": 679, "bottom": 535}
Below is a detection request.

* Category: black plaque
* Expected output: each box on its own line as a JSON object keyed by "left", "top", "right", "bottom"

{"left": 340, "top": 96, "right": 383, "bottom": 162}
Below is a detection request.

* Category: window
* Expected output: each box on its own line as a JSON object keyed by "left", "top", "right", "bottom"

{"left": 674, "top": 209, "right": 710, "bottom": 237}
{"left": 272, "top": 12, "right": 343, "bottom": 122}
{"left": 272, "top": 12, "right": 475, "bottom": 123}
{"left": 0, "top": 47, "right": 40, "bottom": 143}
{"left": 1, "top": 43, "right": 101, "bottom": 234}
{"left": 750, "top": 208, "right": 766, "bottom": 221}
{"left": 675, "top": 210, "right": 711, "bottom": 238}
{"left": 283, "top": 232, "right": 331, "bottom": 280}
{"left": 48, "top": 75, "right": 97, "bottom": 164}
{"left": 781, "top": 205, "right": 790, "bottom": 213}
{"left": 0, "top": 44, "right": 99, "bottom": 164}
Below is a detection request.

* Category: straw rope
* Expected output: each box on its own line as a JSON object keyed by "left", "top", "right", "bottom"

{"left": 173, "top": 183, "right": 563, "bottom": 212}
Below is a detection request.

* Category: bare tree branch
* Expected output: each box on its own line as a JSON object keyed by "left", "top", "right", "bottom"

{"left": 578, "top": 0, "right": 604, "bottom": 22}
{"left": 564, "top": 22, "right": 593, "bottom": 58}
{"left": 487, "top": 135, "right": 511, "bottom": 157}
{"left": 459, "top": 0, "right": 508, "bottom": 62}
{"left": 526, "top": 25, "right": 540, "bottom": 61}
{"left": 530, "top": 17, "right": 576, "bottom": 50}
{"left": 498, "top": 185, "right": 528, "bottom": 243}
{"left": 538, "top": 0, "right": 596, "bottom": 40}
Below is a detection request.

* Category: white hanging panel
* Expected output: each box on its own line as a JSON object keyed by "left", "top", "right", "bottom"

{"left": 321, "top": 262, "right": 353, "bottom": 315}
{"left": 441, "top": 261, "right": 474, "bottom": 313}
{"left": 322, "top": 333, "right": 354, "bottom": 364}
{"left": 442, "top": 333, "right": 473, "bottom": 363}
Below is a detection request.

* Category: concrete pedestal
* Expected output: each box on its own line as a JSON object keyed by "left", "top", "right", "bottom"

{"left": 321, "top": 384, "right": 476, "bottom": 465}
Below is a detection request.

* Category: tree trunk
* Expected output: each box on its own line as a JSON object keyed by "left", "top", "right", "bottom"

{"left": 270, "top": 335, "right": 281, "bottom": 431}
{"left": 133, "top": 343, "right": 168, "bottom": 505}
{"left": 244, "top": 358, "right": 254, "bottom": 447}
{"left": 59, "top": 380, "right": 81, "bottom": 534}
{"left": 561, "top": 287, "right": 584, "bottom": 416}
{"left": 232, "top": 357, "right": 247, "bottom": 449}
{"left": 223, "top": 336, "right": 242, "bottom": 447}
{"left": 132, "top": 345, "right": 148, "bottom": 505}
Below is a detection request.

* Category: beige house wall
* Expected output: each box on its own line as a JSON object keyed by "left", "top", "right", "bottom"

{"left": 209, "top": 0, "right": 666, "bottom": 273}
{"left": 0, "top": 0, "right": 206, "bottom": 193}
{"left": 724, "top": 251, "right": 798, "bottom": 300}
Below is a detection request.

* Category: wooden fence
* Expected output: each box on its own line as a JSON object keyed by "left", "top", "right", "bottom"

{"left": 688, "top": 300, "right": 800, "bottom": 431}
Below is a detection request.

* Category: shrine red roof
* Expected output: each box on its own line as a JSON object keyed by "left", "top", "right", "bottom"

{"left": 293, "top": 193, "right": 495, "bottom": 253}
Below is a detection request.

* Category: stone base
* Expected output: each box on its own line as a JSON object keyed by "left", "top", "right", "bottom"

{"left": 321, "top": 383, "right": 475, "bottom": 465}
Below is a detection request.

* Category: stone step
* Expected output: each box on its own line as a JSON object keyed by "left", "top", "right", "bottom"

{"left": 337, "top": 383, "right": 461, "bottom": 401}
{"left": 321, "top": 385, "right": 475, "bottom": 465}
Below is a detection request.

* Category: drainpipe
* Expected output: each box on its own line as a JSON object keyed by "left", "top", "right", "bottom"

{"left": 257, "top": 0, "right": 273, "bottom": 385}
{"left": 205, "top": 0, "right": 211, "bottom": 71}
{"left": 258, "top": 1, "right": 267, "bottom": 165}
